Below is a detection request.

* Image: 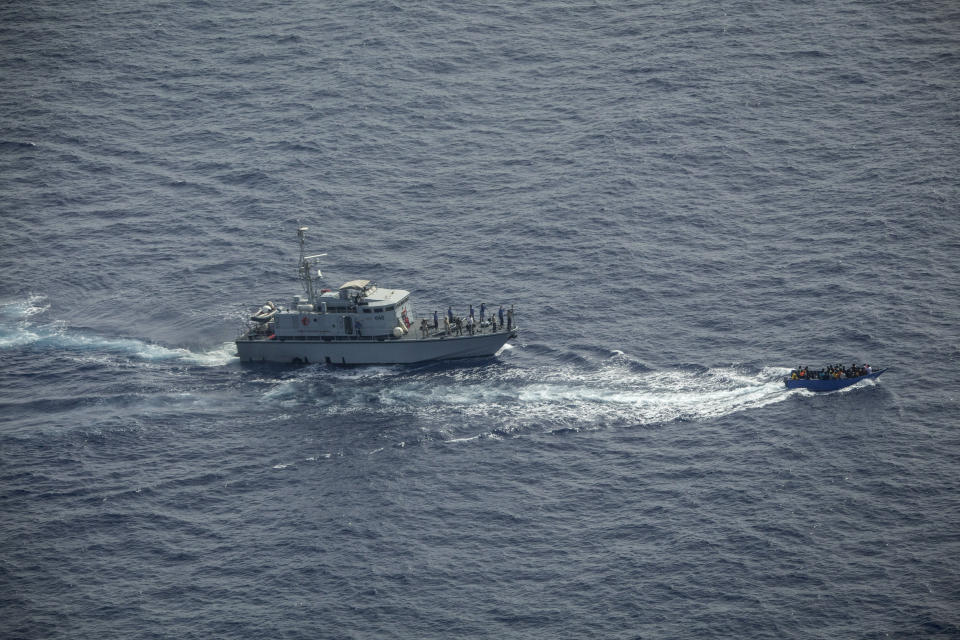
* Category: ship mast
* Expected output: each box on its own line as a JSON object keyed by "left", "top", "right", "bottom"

{"left": 297, "top": 225, "right": 326, "bottom": 305}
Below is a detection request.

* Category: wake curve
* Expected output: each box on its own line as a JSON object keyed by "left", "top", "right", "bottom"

{"left": 258, "top": 353, "right": 793, "bottom": 435}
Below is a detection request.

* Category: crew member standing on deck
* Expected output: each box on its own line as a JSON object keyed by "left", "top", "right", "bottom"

{"left": 433, "top": 310, "right": 438, "bottom": 331}
{"left": 480, "top": 303, "right": 486, "bottom": 324}
{"left": 448, "top": 306, "right": 453, "bottom": 324}
{"left": 507, "top": 307, "right": 513, "bottom": 332}
{"left": 498, "top": 305, "right": 504, "bottom": 331}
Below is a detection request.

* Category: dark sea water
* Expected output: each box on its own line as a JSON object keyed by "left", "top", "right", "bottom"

{"left": 2, "top": 1, "right": 959, "bottom": 638}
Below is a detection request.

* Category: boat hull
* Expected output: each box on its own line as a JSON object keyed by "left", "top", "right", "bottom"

{"left": 236, "top": 330, "right": 515, "bottom": 364}
{"left": 784, "top": 369, "right": 886, "bottom": 392}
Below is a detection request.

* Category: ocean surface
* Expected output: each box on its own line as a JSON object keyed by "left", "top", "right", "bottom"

{"left": 2, "top": 1, "right": 959, "bottom": 638}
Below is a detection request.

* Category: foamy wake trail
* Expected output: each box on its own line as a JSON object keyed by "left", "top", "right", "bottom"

{"left": 449, "top": 363, "right": 791, "bottom": 427}
{"left": 0, "top": 296, "right": 235, "bottom": 366}
{"left": 266, "top": 356, "right": 792, "bottom": 432}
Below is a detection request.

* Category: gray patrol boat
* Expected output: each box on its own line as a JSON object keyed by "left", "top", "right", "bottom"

{"left": 236, "top": 226, "right": 517, "bottom": 364}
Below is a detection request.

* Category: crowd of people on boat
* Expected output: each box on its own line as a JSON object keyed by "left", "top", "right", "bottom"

{"left": 789, "top": 363, "right": 872, "bottom": 380}
{"left": 417, "top": 303, "right": 514, "bottom": 338}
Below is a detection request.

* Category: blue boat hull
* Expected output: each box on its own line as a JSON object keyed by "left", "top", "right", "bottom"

{"left": 784, "top": 369, "right": 886, "bottom": 392}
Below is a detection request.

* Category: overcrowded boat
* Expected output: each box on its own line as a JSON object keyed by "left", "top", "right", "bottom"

{"left": 785, "top": 364, "right": 886, "bottom": 392}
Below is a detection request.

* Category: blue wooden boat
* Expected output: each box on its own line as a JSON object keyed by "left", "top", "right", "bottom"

{"left": 784, "top": 368, "right": 886, "bottom": 392}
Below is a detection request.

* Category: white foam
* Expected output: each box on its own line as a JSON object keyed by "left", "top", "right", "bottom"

{"left": 445, "top": 434, "right": 482, "bottom": 444}
{"left": 0, "top": 326, "right": 41, "bottom": 348}
{"left": 60, "top": 334, "right": 236, "bottom": 366}
{"left": 1, "top": 294, "right": 49, "bottom": 320}
{"left": 0, "top": 295, "right": 49, "bottom": 347}
{"left": 0, "top": 296, "right": 236, "bottom": 366}
{"left": 257, "top": 358, "right": 792, "bottom": 432}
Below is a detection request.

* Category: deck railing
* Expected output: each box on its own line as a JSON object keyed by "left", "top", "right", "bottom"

{"left": 238, "top": 310, "right": 517, "bottom": 341}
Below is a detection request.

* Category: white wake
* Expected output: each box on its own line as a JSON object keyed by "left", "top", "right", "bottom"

{"left": 0, "top": 295, "right": 236, "bottom": 366}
